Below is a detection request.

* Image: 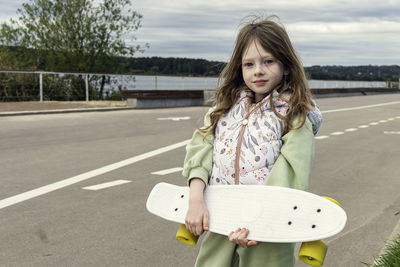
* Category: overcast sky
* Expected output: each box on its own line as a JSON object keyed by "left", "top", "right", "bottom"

{"left": 1, "top": 0, "right": 399, "bottom": 66}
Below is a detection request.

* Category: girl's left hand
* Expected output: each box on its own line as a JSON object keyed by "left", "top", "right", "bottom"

{"left": 228, "top": 228, "right": 260, "bottom": 248}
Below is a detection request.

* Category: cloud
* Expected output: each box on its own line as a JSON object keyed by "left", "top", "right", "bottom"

{"left": 1, "top": 0, "right": 399, "bottom": 65}
{"left": 132, "top": 0, "right": 400, "bottom": 65}
{"left": 287, "top": 18, "right": 400, "bottom": 65}
{"left": 0, "top": 0, "right": 25, "bottom": 21}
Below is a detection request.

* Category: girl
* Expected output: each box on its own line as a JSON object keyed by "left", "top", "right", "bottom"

{"left": 182, "top": 15, "right": 322, "bottom": 267}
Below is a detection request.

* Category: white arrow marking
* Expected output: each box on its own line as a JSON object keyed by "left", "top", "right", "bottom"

{"left": 157, "top": 117, "right": 190, "bottom": 121}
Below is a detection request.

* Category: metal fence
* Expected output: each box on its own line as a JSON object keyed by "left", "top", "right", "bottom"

{"left": 0, "top": 70, "right": 395, "bottom": 102}
{"left": 0, "top": 70, "right": 141, "bottom": 101}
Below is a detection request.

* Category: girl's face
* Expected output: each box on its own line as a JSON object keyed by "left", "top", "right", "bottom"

{"left": 241, "top": 39, "right": 288, "bottom": 102}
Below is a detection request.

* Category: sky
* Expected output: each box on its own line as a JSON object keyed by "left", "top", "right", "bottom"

{"left": 0, "top": 0, "right": 400, "bottom": 66}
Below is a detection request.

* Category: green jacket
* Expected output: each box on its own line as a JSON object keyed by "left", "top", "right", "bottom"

{"left": 182, "top": 107, "right": 314, "bottom": 190}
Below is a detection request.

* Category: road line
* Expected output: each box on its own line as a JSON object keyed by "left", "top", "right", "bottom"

{"left": 384, "top": 131, "right": 400, "bottom": 135}
{"left": 82, "top": 180, "right": 131, "bottom": 191}
{"left": 345, "top": 128, "right": 358, "bottom": 132}
{"left": 0, "top": 139, "right": 191, "bottom": 210}
{"left": 151, "top": 167, "right": 183, "bottom": 176}
{"left": 2, "top": 102, "right": 398, "bottom": 209}
{"left": 317, "top": 114, "right": 399, "bottom": 140}
{"left": 322, "top": 101, "right": 400, "bottom": 114}
{"left": 157, "top": 117, "right": 190, "bottom": 121}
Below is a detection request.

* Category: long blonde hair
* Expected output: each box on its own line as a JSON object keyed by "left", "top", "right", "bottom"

{"left": 202, "top": 15, "right": 314, "bottom": 137}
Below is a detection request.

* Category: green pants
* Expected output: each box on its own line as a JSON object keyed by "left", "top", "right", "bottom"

{"left": 195, "top": 232, "right": 295, "bottom": 267}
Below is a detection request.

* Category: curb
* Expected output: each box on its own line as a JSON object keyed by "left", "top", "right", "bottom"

{"left": 0, "top": 106, "right": 135, "bottom": 117}
{"left": 389, "top": 218, "right": 400, "bottom": 241}
{"left": 372, "top": 218, "right": 400, "bottom": 266}
{"left": 379, "top": 217, "right": 400, "bottom": 255}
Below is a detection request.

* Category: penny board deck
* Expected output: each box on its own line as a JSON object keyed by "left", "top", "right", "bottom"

{"left": 146, "top": 183, "right": 347, "bottom": 243}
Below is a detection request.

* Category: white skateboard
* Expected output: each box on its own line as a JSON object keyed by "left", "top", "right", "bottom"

{"left": 146, "top": 182, "right": 347, "bottom": 266}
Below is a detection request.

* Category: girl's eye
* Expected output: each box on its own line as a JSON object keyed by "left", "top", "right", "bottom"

{"left": 243, "top": 62, "right": 253, "bottom": 67}
{"left": 265, "top": 59, "right": 274, "bottom": 64}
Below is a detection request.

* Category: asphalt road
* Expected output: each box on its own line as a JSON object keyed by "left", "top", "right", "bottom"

{"left": 0, "top": 94, "right": 399, "bottom": 267}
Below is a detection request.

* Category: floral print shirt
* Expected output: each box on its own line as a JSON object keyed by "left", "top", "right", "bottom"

{"left": 209, "top": 88, "right": 322, "bottom": 186}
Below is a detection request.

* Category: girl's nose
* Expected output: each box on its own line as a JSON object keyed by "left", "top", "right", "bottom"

{"left": 254, "top": 63, "right": 265, "bottom": 75}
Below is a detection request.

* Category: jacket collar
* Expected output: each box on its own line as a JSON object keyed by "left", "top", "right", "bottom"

{"left": 239, "top": 86, "right": 290, "bottom": 111}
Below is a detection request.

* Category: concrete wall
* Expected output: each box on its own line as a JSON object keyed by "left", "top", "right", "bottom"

{"left": 125, "top": 88, "right": 400, "bottom": 108}
{"left": 127, "top": 98, "right": 204, "bottom": 108}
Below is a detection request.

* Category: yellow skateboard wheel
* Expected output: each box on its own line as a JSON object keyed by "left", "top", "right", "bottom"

{"left": 176, "top": 224, "right": 198, "bottom": 246}
{"left": 298, "top": 240, "right": 328, "bottom": 266}
{"left": 322, "top": 196, "right": 341, "bottom": 206}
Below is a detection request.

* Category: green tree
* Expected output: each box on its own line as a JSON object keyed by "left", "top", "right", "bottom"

{"left": 0, "top": 0, "right": 148, "bottom": 98}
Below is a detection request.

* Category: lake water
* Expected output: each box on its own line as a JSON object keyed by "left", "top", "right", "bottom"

{"left": 110, "top": 75, "right": 387, "bottom": 91}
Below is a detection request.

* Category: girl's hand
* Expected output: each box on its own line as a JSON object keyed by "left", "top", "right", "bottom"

{"left": 185, "top": 178, "right": 209, "bottom": 236}
{"left": 185, "top": 198, "right": 209, "bottom": 236}
{"left": 228, "top": 228, "right": 260, "bottom": 248}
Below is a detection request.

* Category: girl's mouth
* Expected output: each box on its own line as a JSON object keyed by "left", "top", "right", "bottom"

{"left": 253, "top": 80, "right": 268, "bottom": 85}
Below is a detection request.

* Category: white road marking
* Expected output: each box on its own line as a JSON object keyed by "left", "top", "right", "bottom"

{"left": 157, "top": 117, "right": 190, "bottom": 121}
{"left": 2, "top": 101, "right": 398, "bottom": 208}
{"left": 345, "top": 128, "right": 358, "bottom": 132}
{"left": 322, "top": 101, "right": 400, "bottom": 114}
{"left": 384, "top": 131, "right": 400, "bottom": 135}
{"left": 0, "top": 139, "right": 190, "bottom": 210}
{"left": 151, "top": 167, "right": 183, "bottom": 176}
{"left": 82, "top": 180, "right": 131, "bottom": 191}
{"left": 317, "top": 114, "right": 399, "bottom": 140}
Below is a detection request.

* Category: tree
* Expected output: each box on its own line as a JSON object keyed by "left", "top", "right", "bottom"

{"left": 0, "top": 0, "right": 148, "bottom": 98}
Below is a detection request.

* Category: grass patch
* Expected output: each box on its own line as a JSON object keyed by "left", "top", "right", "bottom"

{"left": 364, "top": 234, "right": 400, "bottom": 267}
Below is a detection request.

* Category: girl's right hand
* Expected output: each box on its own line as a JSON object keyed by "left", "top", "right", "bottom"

{"left": 185, "top": 178, "right": 209, "bottom": 236}
{"left": 185, "top": 199, "right": 209, "bottom": 236}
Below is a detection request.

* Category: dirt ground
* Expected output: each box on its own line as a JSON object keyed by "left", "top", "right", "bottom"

{"left": 0, "top": 101, "right": 128, "bottom": 112}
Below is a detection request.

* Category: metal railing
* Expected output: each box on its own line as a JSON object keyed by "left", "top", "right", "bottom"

{"left": 0, "top": 70, "right": 396, "bottom": 102}
{"left": 0, "top": 70, "right": 137, "bottom": 101}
